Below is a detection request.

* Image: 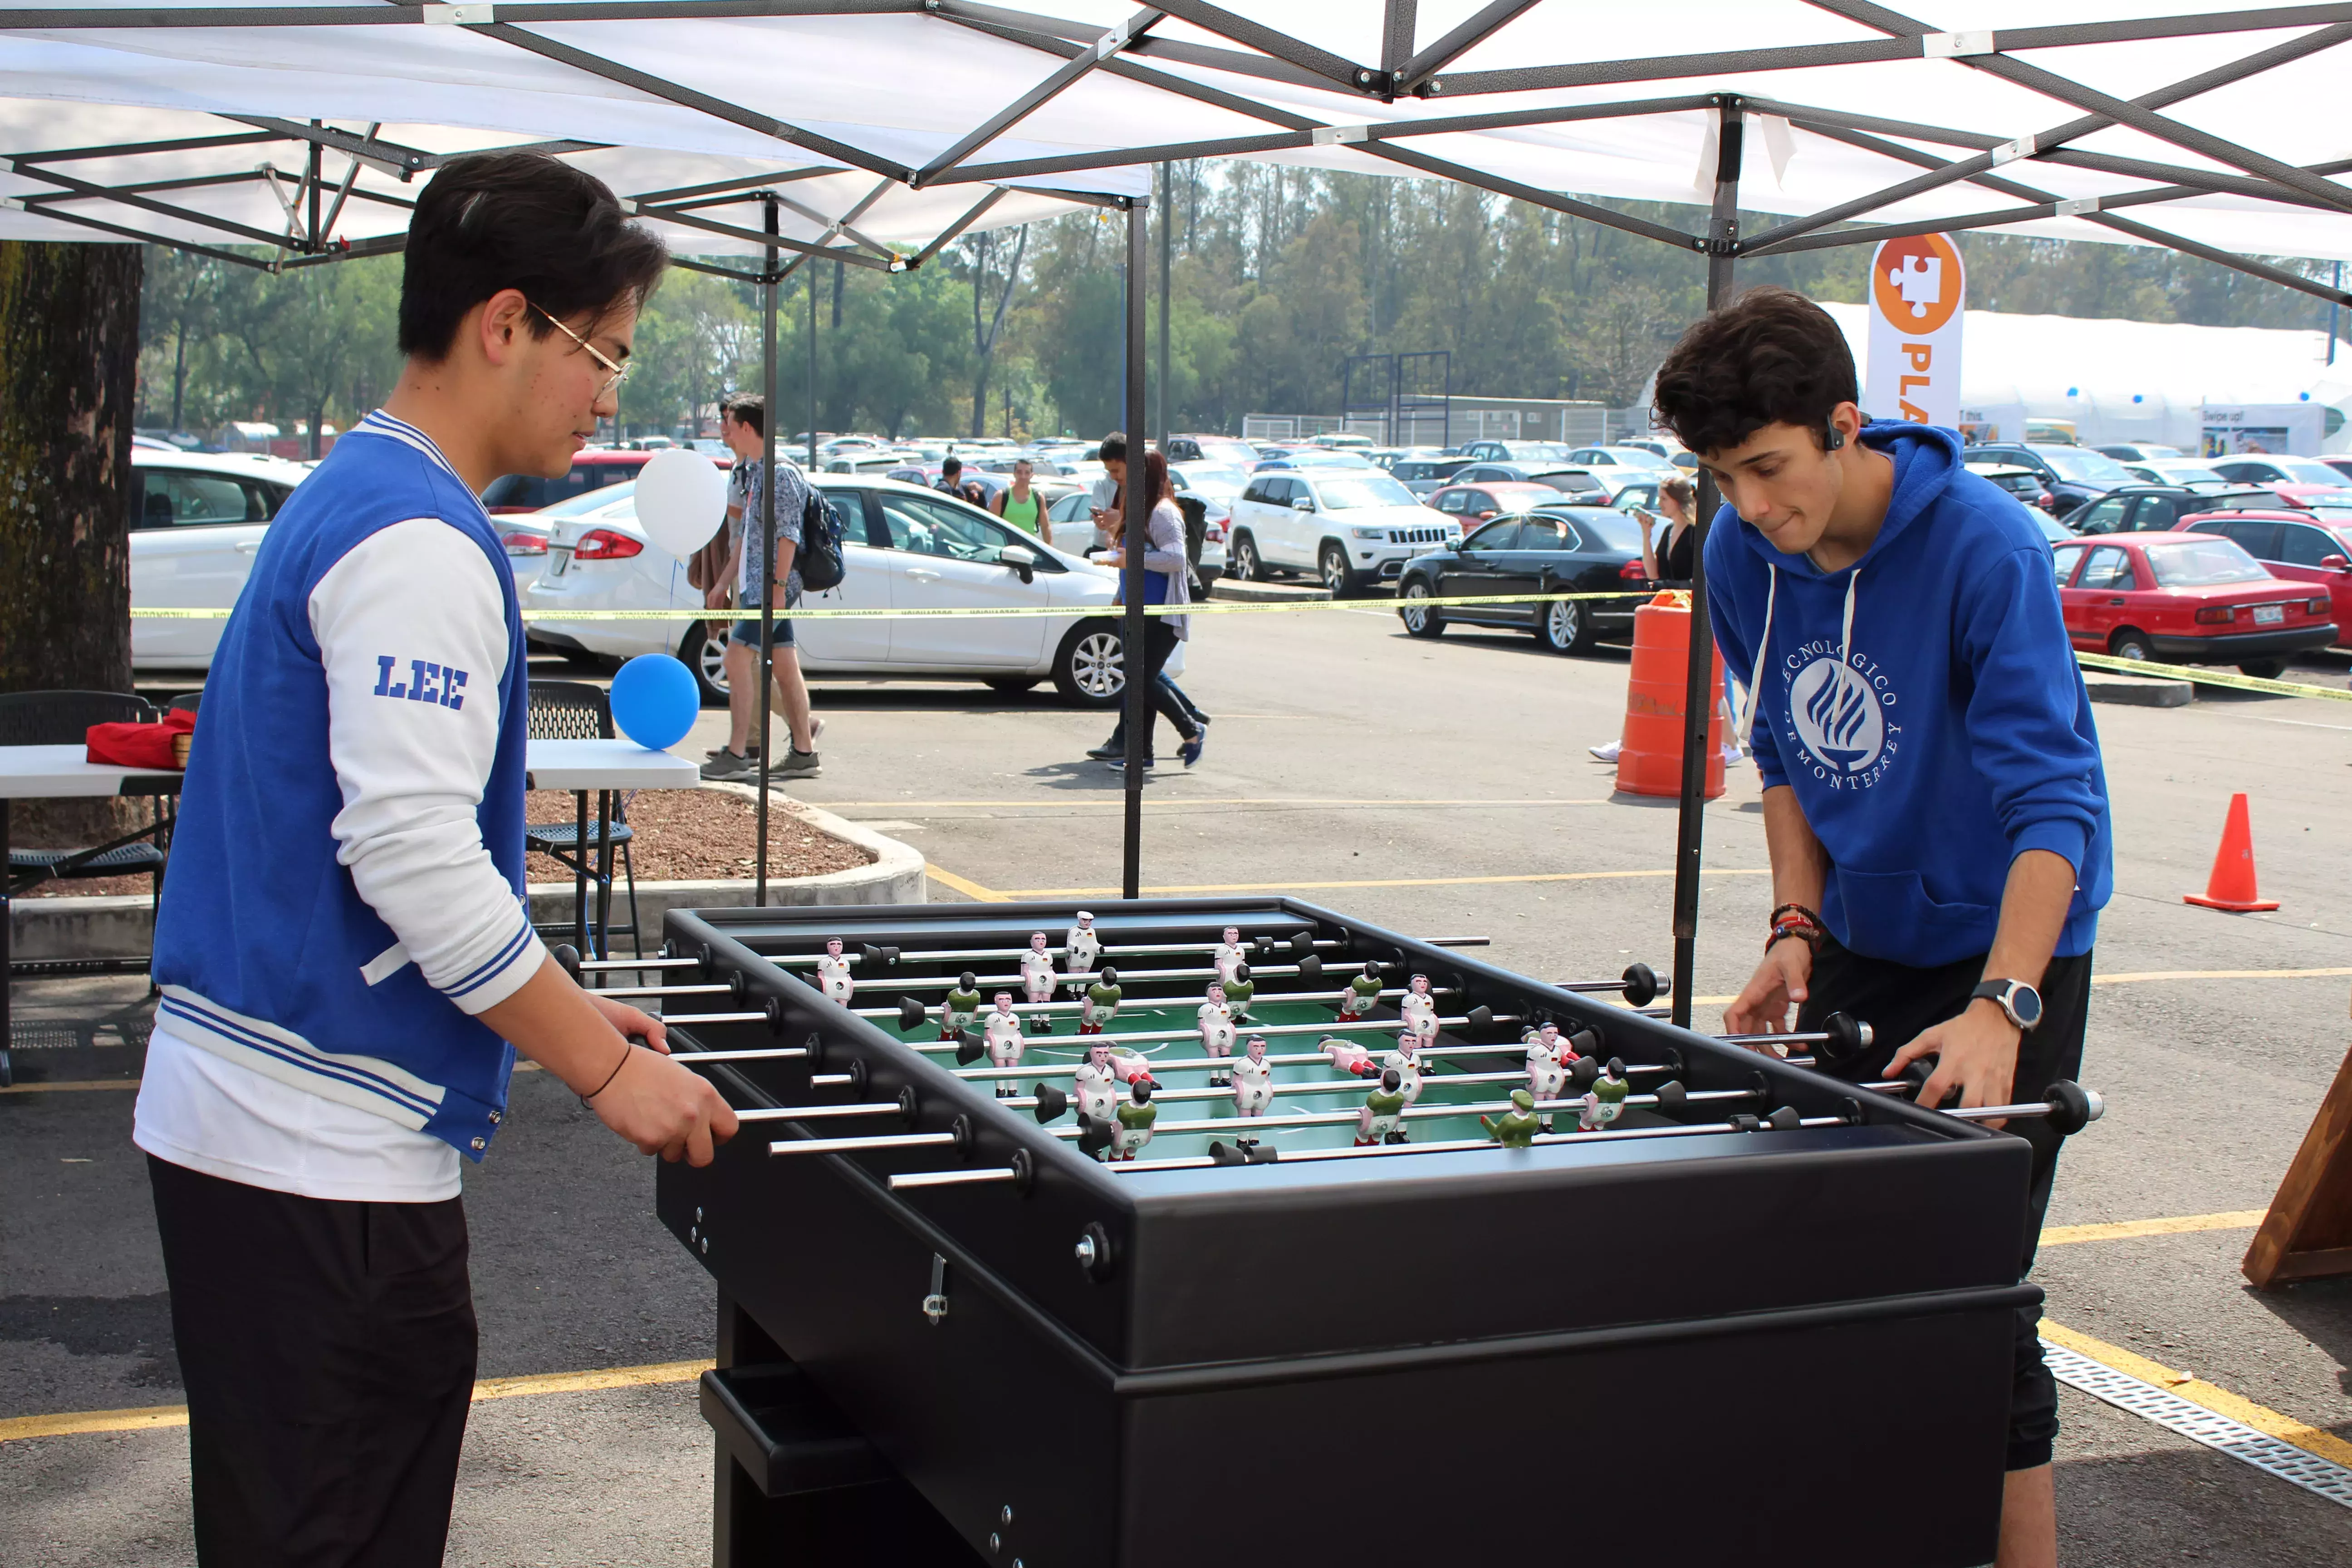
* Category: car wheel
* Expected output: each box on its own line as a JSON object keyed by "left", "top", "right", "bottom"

{"left": 678, "top": 622, "right": 730, "bottom": 704}
{"left": 1230, "top": 532, "right": 1262, "bottom": 583}
{"left": 1052, "top": 620, "right": 1126, "bottom": 708}
{"left": 1540, "top": 597, "right": 1594, "bottom": 655}
{"left": 1398, "top": 579, "right": 1445, "bottom": 638}
{"left": 2107, "top": 628, "right": 2159, "bottom": 663}
{"left": 1318, "top": 541, "right": 1354, "bottom": 597}
{"left": 985, "top": 676, "right": 1041, "bottom": 695}
{"left": 2238, "top": 658, "right": 2286, "bottom": 680}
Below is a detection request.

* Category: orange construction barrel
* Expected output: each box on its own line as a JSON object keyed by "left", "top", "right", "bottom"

{"left": 1615, "top": 590, "right": 1725, "bottom": 799}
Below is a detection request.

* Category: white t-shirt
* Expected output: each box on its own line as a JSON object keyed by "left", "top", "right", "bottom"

{"left": 136, "top": 1021, "right": 461, "bottom": 1201}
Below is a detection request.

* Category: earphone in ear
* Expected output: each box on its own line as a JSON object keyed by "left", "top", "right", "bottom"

{"left": 1823, "top": 425, "right": 1846, "bottom": 451}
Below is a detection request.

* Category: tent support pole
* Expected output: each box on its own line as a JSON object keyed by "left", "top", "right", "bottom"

{"left": 1671, "top": 99, "right": 1742, "bottom": 1030}
{"left": 1155, "top": 162, "right": 1171, "bottom": 447}
{"left": 1121, "top": 194, "right": 1151, "bottom": 901}
{"left": 808, "top": 257, "right": 819, "bottom": 470}
{"left": 755, "top": 192, "right": 779, "bottom": 906}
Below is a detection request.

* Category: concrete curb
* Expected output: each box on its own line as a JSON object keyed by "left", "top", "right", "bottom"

{"left": 2084, "top": 670, "right": 2194, "bottom": 708}
{"left": 8, "top": 784, "right": 925, "bottom": 961}
{"left": 1210, "top": 578, "right": 1331, "bottom": 603}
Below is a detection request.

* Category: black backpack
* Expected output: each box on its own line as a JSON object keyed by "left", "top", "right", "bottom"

{"left": 798, "top": 484, "right": 847, "bottom": 593}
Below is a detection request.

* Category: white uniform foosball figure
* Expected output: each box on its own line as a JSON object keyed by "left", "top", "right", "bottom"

{"left": 1074, "top": 1043, "right": 1122, "bottom": 1125}
{"left": 1399, "top": 973, "right": 1439, "bottom": 1038}
{"left": 814, "top": 937, "right": 855, "bottom": 1007}
{"left": 1526, "top": 1030, "right": 1570, "bottom": 1120}
{"left": 1382, "top": 1027, "right": 1431, "bottom": 1106}
{"left": 1019, "top": 932, "right": 1058, "bottom": 1033}
{"left": 1211, "top": 926, "right": 1247, "bottom": 989}
{"left": 1105, "top": 1047, "right": 1156, "bottom": 1087}
{"left": 1196, "top": 982, "right": 1238, "bottom": 1086}
{"left": 982, "top": 992, "right": 1025, "bottom": 1098}
{"left": 1064, "top": 911, "right": 1102, "bottom": 995}
{"left": 1230, "top": 1037, "right": 1274, "bottom": 1141}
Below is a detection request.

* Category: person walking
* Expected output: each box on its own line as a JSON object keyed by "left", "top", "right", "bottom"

{"left": 992, "top": 456, "right": 1051, "bottom": 544}
{"left": 936, "top": 454, "right": 985, "bottom": 506}
{"left": 703, "top": 393, "right": 821, "bottom": 781}
{"left": 1092, "top": 449, "right": 1205, "bottom": 770}
{"left": 1088, "top": 431, "right": 1127, "bottom": 534}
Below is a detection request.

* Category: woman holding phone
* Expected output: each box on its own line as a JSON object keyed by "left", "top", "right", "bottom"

{"left": 1591, "top": 471, "right": 1744, "bottom": 767}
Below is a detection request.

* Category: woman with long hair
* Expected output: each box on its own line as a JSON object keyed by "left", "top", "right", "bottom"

{"left": 1591, "top": 471, "right": 1744, "bottom": 767}
{"left": 1094, "top": 449, "right": 1206, "bottom": 769}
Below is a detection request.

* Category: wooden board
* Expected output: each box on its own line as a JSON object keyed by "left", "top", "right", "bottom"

{"left": 2243, "top": 1043, "right": 2352, "bottom": 1288}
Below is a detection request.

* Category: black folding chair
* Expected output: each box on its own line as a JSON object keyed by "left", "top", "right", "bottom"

{"left": 524, "top": 681, "right": 640, "bottom": 959}
{"left": 1, "top": 691, "right": 173, "bottom": 902}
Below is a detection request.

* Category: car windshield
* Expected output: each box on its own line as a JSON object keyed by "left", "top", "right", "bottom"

{"left": 1313, "top": 475, "right": 1419, "bottom": 510}
{"left": 1501, "top": 442, "right": 1572, "bottom": 461}
{"left": 1180, "top": 467, "right": 1249, "bottom": 496}
{"left": 2038, "top": 447, "right": 2137, "bottom": 485}
{"left": 2271, "top": 458, "right": 2350, "bottom": 486}
{"left": 2150, "top": 464, "right": 2228, "bottom": 485}
{"left": 2147, "top": 538, "right": 2270, "bottom": 586}
{"left": 1556, "top": 508, "right": 1644, "bottom": 551}
{"left": 1533, "top": 470, "right": 1604, "bottom": 493}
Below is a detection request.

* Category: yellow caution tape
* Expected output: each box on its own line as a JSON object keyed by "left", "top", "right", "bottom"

{"left": 2075, "top": 651, "right": 2352, "bottom": 702}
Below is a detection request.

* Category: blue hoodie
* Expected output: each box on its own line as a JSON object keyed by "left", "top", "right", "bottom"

{"left": 1703, "top": 421, "right": 2110, "bottom": 968}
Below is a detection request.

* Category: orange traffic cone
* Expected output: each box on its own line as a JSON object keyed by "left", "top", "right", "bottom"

{"left": 2184, "top": 793, "right": 2279, "bottom": 912}
{"left": 1614, "top": 591, "right": 1725, "bottom": 800}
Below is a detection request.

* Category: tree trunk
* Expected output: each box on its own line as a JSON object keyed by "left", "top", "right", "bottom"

{"left": 0, "top": 240, "right": 144, "bottom": 842}
{"left": 171, "top": 324, "right": 188, "bottom": 431}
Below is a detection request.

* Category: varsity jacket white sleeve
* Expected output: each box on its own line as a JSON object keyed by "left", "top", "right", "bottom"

{"left": 309, "top": 518, "right": 544, "bottom": 1014}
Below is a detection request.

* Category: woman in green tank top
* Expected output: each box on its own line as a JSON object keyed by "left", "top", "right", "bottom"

{"left": 992, "top": 457, "right": 1051, "bottom": 544}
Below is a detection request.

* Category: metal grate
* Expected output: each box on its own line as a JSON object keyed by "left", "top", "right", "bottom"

{"left": 6, "top": 1024, "right": 82, "bottom": 1052}
{"left": 2042, "top": 1339, "right": 2352, "bottom": 1510}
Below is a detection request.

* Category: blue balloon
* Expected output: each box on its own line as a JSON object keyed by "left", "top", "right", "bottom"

{"left": 609, "top": 654, "right": 700, "bottom": 751}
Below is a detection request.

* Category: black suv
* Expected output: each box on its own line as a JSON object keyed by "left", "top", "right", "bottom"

{"left": 2065, "top": 485, "right": 2279, "bottom": 535}
{"left": 1967, "top": 443, "right": 2140, "bottom": 514}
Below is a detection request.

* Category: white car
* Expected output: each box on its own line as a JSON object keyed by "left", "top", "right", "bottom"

{"left": 1563, "top": 445, "right": 1681, "bottom": 473}
{"left": 524, "top": 476, "right": 1130, "bottom": 706}
{"left": 1222, "top": 468, "right": 1459, "bottom": 593}
{"left": 1040, "top": 485, "right": 1230, "bottom": 584}
{"left": 129, "top": 449, "right": 314, "bottom": 670}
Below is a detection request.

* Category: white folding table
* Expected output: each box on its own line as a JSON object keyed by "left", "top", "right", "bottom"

{"left": 523, "top": 738, "right": 703, "bottom": 961}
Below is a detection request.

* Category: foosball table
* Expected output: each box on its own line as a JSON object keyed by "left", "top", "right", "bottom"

{"left": 578, "top": 899, "right": 2102, "bottom": 1568}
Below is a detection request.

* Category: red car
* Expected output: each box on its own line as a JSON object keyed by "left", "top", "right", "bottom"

{"left": 2170, "top": 506, "right": 2352, "bottom": 643}
{"left": 1428, "top": 480, "right": 1563, "bottom": 525}
{"left": 2051, "top": 531, "right": 2336, "bottom": 677}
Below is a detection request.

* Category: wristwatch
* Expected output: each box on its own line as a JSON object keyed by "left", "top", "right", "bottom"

{"left": 1970, "top": 978, "right": 2044, "bottom": 1032}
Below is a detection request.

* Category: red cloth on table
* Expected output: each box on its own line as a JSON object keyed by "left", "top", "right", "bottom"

{"left": 86, "top": 708, "right": 195, "bottom": 769}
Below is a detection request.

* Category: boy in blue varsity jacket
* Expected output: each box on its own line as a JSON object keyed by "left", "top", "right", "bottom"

{"left": 1654, "top": 288, "right": 2109, "bottom": 1568}
{"left": 137, "top": 152, "right": 734, "bottom": 1565}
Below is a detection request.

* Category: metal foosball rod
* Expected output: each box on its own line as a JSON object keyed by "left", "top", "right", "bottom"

{"left": 869, "top": 984, "right": 1444, "bottom": 1026}
{"left": 1550, "top": 963, "right": 1669, "bottom": 1007}
{"left": 759, "top": 933, "right": 1495, "bottom": 968}
{"left": 1042, "top": 1087, "right": 1751, "bottom": 1144}
{"left": 921, "top": 1009, "right": 1514, "bottom": 1058}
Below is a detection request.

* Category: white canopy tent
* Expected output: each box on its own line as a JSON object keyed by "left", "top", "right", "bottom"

{"left": 9, "top": 0, "right": 2352, "bottom": 1001}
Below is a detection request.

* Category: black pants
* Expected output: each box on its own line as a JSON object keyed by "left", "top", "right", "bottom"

{"left": 1797, "top": 936, "right": 2092, "bottom": 1472}
{"left": 1102, "top": 622, "right": 1199, "bottom": 755}
{"left": 148, "top": 1156, "right": 478, "bottom": 1567}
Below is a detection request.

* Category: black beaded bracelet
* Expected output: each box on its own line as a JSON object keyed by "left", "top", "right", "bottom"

{"left": 581, "top": 1044, "right": 633, "bottom": 1106}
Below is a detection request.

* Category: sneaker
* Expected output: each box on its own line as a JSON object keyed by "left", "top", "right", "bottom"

{"left": 1179, "top": 732, "right": 1205, "bottom": 769}
{"left": 1086, "top": 738, "right": 1124, "bottom": 760}
{"left": 1720, "top": 743, "right": 1744, "bottom": 767}
{"left": 700, "top": 748, "right": 754, "bottom": 781}
{"left": 1588, "top": 740, "right": 1623, "bottom": 763}
{"left": 1101, "top": 755, "right": 1155, "bottom": 770}
{"left": 774, "top": 748, "right": 821, "bottom": 780}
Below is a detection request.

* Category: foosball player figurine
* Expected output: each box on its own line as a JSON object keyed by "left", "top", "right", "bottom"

{"left": 1399, "top": 973, "right": 1438, "bottom": 1037}
{"left": 1107, "top": 1046, "right": 1156, "bottom": 1088}
{"left": 1212, "top": 925, "right": 1247, "bottom": 988}
{"left": 1019, "top": 931, "right": 1058, "bottom": 1033}
{"left": 1382, "top": 1027, "right": 1430, "bottom": 1106}
{"left": 941, "top": 971, "right": 983, "bottom": 1042}
{"left": 1074, "top": 1042, "right": 1122, "bottom": 1124}
{"left": 983, "top": 992, "right": 1025, "bottom": 1098}
{"left": 1482, "top": 1088, "right": 1542, "bottom": 1149}
{"left": 1197, "top": 981, "right": 1238, "bottom": 1086}
{"left": 815, "top": 936, "right": 855, "bottom": 1007}
{"left": 1321, "top": 1035, "right": 1381, "bottom": 1078}
{"left": 1526, "top": 1028, "right": 1570, "bottom": 1127}
{"left": 1357, "top": 1068, "right": 1410, "bottom": 1146}
{"left": 1223, "top": 962, "right": 1257, "bottom": 1024}
{"left": 1336, "top": 961, "right": 1384, "bottom": 1022}
{"left": 1110, "top": 1080, "right": 1157, "bottom": 1163}
{"left": 1230, "top": 1036, "right": 1274, "bottom": 1142}
{"left": 1081, "top": 965, "right": 1122, "bottom": 1035}
{"left": 1064, "top": 909, "right": 1102, "bottom": 992}
{"left": 1579, "top": 1058, "right": 1630, "bottom": 1132}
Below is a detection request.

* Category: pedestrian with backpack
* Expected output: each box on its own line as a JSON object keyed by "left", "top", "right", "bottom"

{"left": 703, "top": 393, "right": 822, "bottom": 781}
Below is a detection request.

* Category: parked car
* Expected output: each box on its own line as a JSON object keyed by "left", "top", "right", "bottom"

{"left": 1395, "top": 506, "right": 1647, "bottom": 654}
{"left": 1251, "top": 447, "right": 1376, "bottom": 471}
{"left": 128, "top": 449, "right": 312, "bottom": 670}
{"left": 1428, "top": 480, "right": 1576, "bottom": 526}
{"left": 2323, "top": 457, "right": 2352, "bottom": 484}
{"left": 1308, "top": 431, "right": 1377, "bottom": 450}
{"left": 2123, "top": 458, "right": 2233, "bottom": 486}
{"left": 2171, "top": 507, "right": 2352, "bottom": 644}
{"left": 524, "top": 477, "right": 1128, "bottom": 706}
{"left": 1449, "top": 462, "right": 1607, "bottom": 501}
{"left": 1225, "top": 468, "right": 1458, "bottom": 593}
{"left": 1967, "top": 442, "right": 2139, "bottom": 513}
{"left": 2208, "top": 454, "right": 2352, "bottom": 490}
{"left": 1387, "top": 454, "right": 1472, "bottom": 496}
{"left": 1965, "top": 462, "right": 2059, "bottom": 515}
{"left": 2049, "top": 531, "right": 2336, "bottom": 677}
{"left": 1562, "top": 445, "right": 1679, "bottom": 473}
{"left": 481, "top": 448, "right": 725, "bottom": 514}
{"left": 1038, "top": 485, "right": 1230, "bottom": 586}
{"left": 2095, "top": 443, "right": 2184, "bottom": 462}
{"left": 2064, "top": 485, "right": 2279, "bottom": 535}
{"left": 1459, "top": 440, "right": 1576, "bottom": 465}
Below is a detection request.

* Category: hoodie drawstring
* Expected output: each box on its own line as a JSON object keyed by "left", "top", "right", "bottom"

{"left": 1735, "top": 563, "right": 1863, "bottom": 745}
{"left": 1839, "top": 565, "right": 1862, "bottom": 667}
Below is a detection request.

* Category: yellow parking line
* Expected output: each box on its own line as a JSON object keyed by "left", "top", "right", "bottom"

{"left": 2092, "top": 967, "right": 2352, "bottom": 984}
{"left": 2039, "top": 1210, "right": 2267, "bottom": 1247}
{"left": 0, "top": 1078, "right": 139, "bottom": 1095}
{"left": 925, "top": 862, "right": 1007, "bottom": 902}
{"left": 2040, "top": 1320, "right": 2352, "bottom": 1468}
{"left": 0, "top": 1359, "right": 714, "bottom": 1445}
{"left": 829, "top": 798, "right": 1603, "bottom": 809}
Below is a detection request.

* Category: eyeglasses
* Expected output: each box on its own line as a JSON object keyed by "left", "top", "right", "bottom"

{"left": 527, "top": 300, "right": 628, "bottom": 399}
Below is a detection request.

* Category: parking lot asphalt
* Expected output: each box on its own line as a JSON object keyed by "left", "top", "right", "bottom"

{"left": 8, "top": 604, "right": 2352, "bottom": 1563}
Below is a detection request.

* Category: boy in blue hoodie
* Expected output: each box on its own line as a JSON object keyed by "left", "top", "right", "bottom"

{"left": 1655, "top": 288, "right": 2109, "bottom": 1568}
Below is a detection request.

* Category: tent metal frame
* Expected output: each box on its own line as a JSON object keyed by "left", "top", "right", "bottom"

{"left": 15, "top": 0, "right": 2352, "bottom": 1005}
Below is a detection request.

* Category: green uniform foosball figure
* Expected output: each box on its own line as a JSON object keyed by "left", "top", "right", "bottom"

{"left": 1356, "top": 1068, "right": 1410, "bottom": 1146}
{"left": 942, "top": 971, "right": 982, "bottom": 1041}
{"left": 1579, "top": 1058, "right": 1631, "bottom": 1131}
{"left": 1224, "top": 962, "right": 1256, "bottom": 1024}
{"left": 1338, "top": 961, "right": 1384, "bottom": 1021}
{"left": 1081, "top": 966, "right": 1122, "bottom": 1035}
{"left": 1110, "top": 1080, "right": 1158, "bottom": 1162}
{"left": 1483, "top": 1088, "right": 1542, "bottom": 1149}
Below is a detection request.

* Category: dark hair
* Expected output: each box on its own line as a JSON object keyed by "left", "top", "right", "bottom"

{"left": 726, "top": 393, "right": 764, "bottom": 437}
{"left": 1098, "top": 431, "right": 1128, "bottom": 464}
{"left": 941, "top": 455, "right": 962, "bottom": 476}
{"left": 398, "top": 151, "right": 668, "bottom": 361}
{"left": 1141, "top": 449, "right": 1171, "bottom": 503}
{"left": 1651, "top": 286, "right": 1857, "bottom": 457}
{"left": 1660, "top": 473, "right": 1695, "bottom": 511}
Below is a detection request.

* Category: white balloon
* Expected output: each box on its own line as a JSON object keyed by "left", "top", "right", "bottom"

{"left": 633, "top": 447, "right": 730, "bottom": 558}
